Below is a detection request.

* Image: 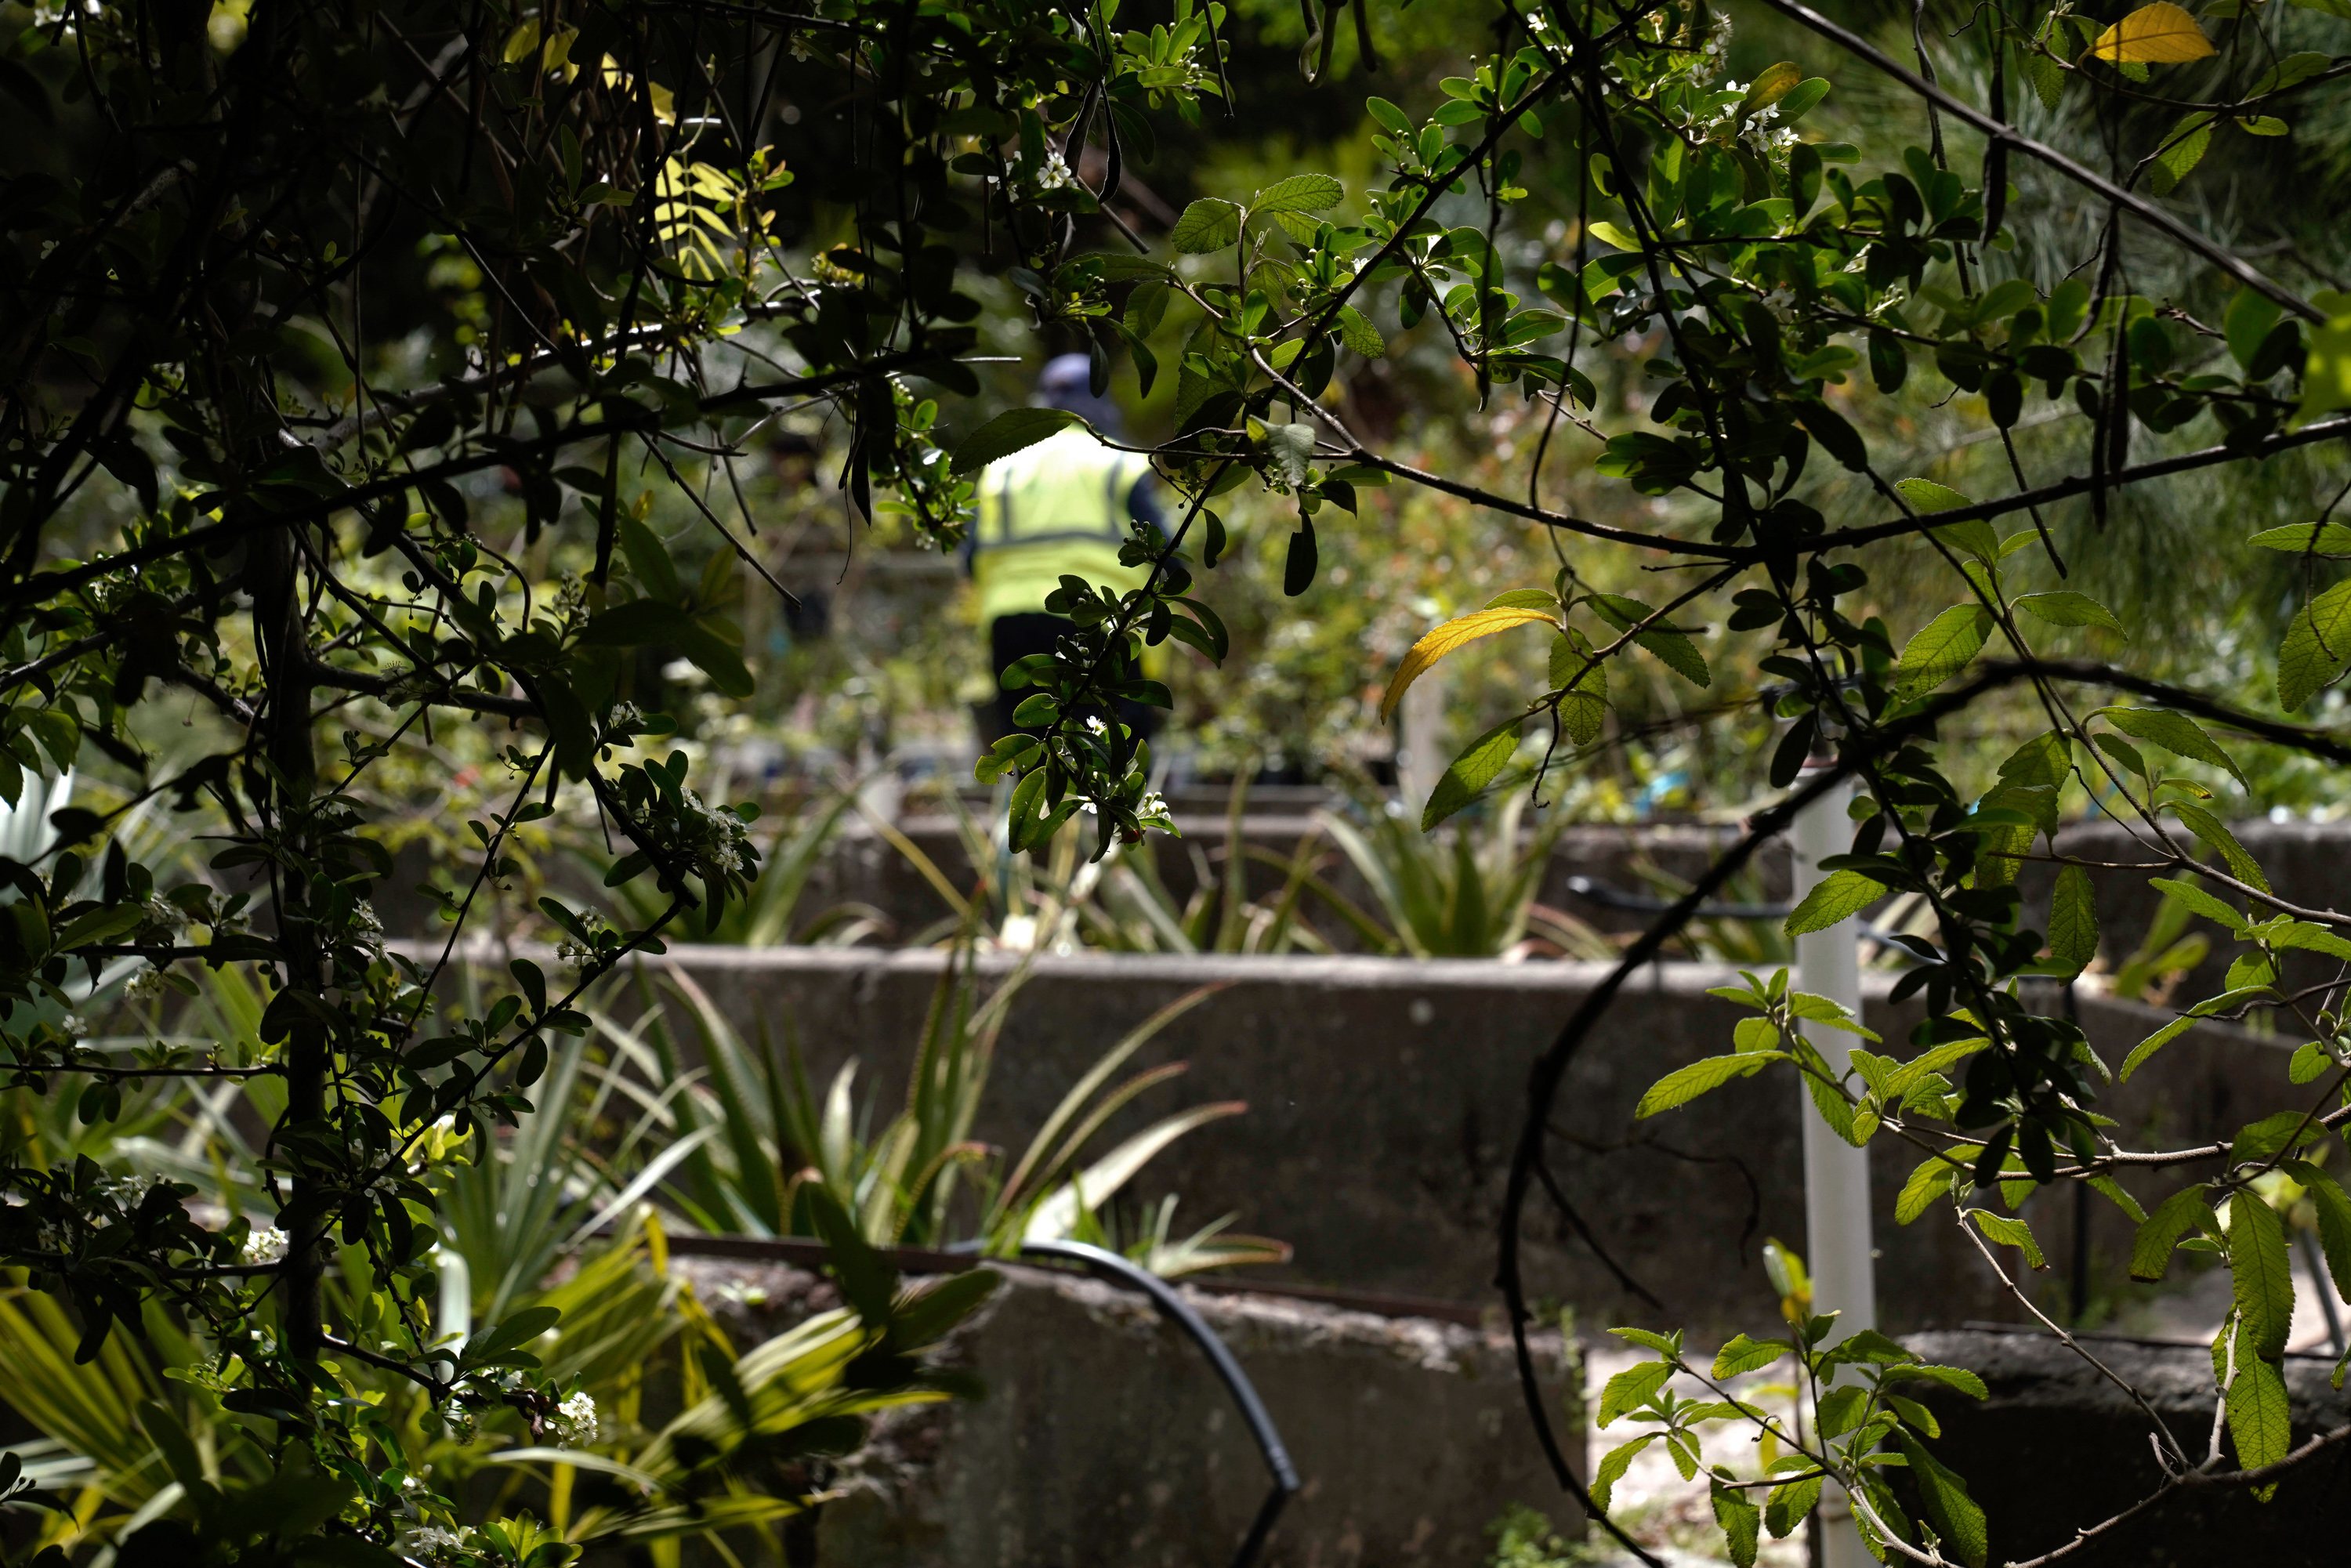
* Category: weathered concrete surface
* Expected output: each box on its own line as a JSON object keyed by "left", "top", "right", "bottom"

{"left": 677, "top": 1256, "right": 1583, "bottom": 1567}
{"left": 2023, "top": 816, "right": 2351, "bottom": 992}
{"left": 1898, "top": 1327, "right": 2351, "bottom": 1566}
{"left": 421, "top": 944, "right": 2294, "bottom": 1339}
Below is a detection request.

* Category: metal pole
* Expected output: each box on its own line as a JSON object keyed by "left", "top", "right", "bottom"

{"left": 1791, "top": 761, "right": 1875, "bottom": 1568}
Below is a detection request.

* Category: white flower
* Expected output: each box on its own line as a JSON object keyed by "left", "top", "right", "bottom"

{"left": 1033, "top": 152, "right": 1076, "bottom": 193}
{"left": 94, "top": 1175, "right": 158, "bottom": 1208}
{"left": 241, "top": 1226, "right": 288, "bottom": 1266}
{"left": 405, "top": 1524, "right": 478, "bottom": 1565}
{"left": 1084, "top": 715, "right": 1108, "bottom": 737}
{"left": 551, "top": 1391, "right": 599, "bottom": 1447}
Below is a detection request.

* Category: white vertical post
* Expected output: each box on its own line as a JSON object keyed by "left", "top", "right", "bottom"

{"left": 1396, "top": 661, "right": 1450, "bottom": 819}
{"left": 1791, "top": 762, "right": 1875, "bottom": 1568}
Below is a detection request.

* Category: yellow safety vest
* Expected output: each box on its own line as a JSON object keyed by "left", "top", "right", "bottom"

{"left": 971, "top": 427, "right": 1154, "bottom": 627}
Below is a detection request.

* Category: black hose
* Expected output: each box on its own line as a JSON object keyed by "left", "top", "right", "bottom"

{"left": 1019, "top": 1239, "right": 1301, "bottom": 1568}
{"left": 1560, "top": 872, "right": 1790, "bottom": 921}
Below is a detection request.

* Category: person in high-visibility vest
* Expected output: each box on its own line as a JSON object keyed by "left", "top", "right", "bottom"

{"left": 966, "top": 353, "right": 1168, "bottom": 741}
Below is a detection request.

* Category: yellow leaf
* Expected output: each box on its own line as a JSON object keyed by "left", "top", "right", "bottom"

{"left": 2089, "top": 3, "right": 2215, "bottom": 63}
{"left": 1379, "top": 607, "right": 1556, "bottom": 722}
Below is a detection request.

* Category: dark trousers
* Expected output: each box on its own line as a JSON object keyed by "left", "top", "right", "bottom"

{"left": 987, "top": 613, "right": 1161, "bottom": 745}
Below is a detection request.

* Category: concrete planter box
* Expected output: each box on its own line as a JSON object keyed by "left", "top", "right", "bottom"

{"left": 676, "top": 1254, "right": 1583, "bottom": 1566}
{"left": 425, "top": 944, "right": 2288, "bottom": 1339}
{"left": 1900, "top": 1327, "right": 2351, "bottom": 1565}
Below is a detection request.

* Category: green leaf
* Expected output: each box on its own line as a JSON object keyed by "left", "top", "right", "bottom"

{"left": 2283, "top": 1161, "right": 2351, "bottom": 1309}
{"left": 1776, "top": 78, "right": 1831, "bottom": 120}
{"left": 1170, "top": 197, "right": 1244, "bottom": 252}
{"left": 1888, "top": 1039, "right": 1987, "bottom": 1097}
{"left": 2228, "top": 288, "right": 2286, "bottom": 372}
{"left": 2149, "top": 875, "right": 2249, "bottom": 935}
{"left": 2225, "top": 1343, "right": 2291, "bottom": 1490}
{"left": 2277, "top": 577, "right": 2351, "bottom": 712}
{"left": 2088, "top": 1175, "right": 2148, "bottom": 1222}
{"left": 1590, "top": 1434, "right": 1655, "bottom": 1513}
{"left": 2049, "top": 864, "right": 2099, "bottom": 975}
{"left": 2120, "top": 987, "right": 2272, "bottom": 1081}
{"left": 2095, "top": 707, "right": 2246, "bottom": 788}
{"left": 1971, "top": 1209, "right": 2046, "bottom": 1269}
{"left": 2148, "top": 110, "right": 2212, "bottom": 196}
{"left": 1550, "top": 630, "right": 1607, "bottom": 744}
{"left": 1251, "top": 172, "right": 1343, "bottom": 214}
{"left": 1741, "top": 61, "right": 1805, "bottom": 110}
{"left": 1889, "top": 1429, "right": 1989, "bottom": 1568}
{"left": 1364, "top": 95, "right": 1413, "bottom": 136}
{"left": 2015, "top": 592, "right": 2126, "bottom": 636}
{"left": 1610, "top": 1326, "right": 1682, "bottom": 1356}
{"left": 1713, "top": 1333, "right": 1791, "bottom": 1378}
{"left": 1335, "top": 306, "right": 1386, "bottom": 359}
{"left": 1896, "top": 1153, "right": 1964, "bottom": 1224}
{"left": 2229, "top": 1190, "right": 2295, "bottom": 1361}
{"left": 1784, "top": 869, "right": 1886, "bottom": 936}
{"left": 2297, "top": 294, "right": 2351, "bottom": 423}
{"left": 1712, "top": 1478, "right": 1762, "bottom": 1568}
{"left": 1895, "top": 605, "right": 1993, "bottom": 695}
{"left": 1597, "top": 1360, "right": 1675, "bottom": 1426}
{"left": 1895, "top": 477, "right": 1974, "bottom": 512}
{"left": 618, "top": 515, "right": 683, "bottom": 602}
{"left": 1896, "top": 478, "right": 1998, "bottom": 563}
{"left": 1636, "top": 1052, "right": 1784, "bottom": 1117}
{"left": 1997, "top": 729, "right": 2073, "bottom": 790}
{"left": 1589, "top": 594, "right": 1710, "bottom": 687}
{"left": 1420, "top": 718, "right": 1523, "bottom": 831}
{"left": 2248, "top": 521, "right": 2351, "bottom": 557}
{"left": 1788, "top": 990, "right": 1879, "bottom": 1039}
{"left": 2168, "top": 802, "right": 2270, "bottom": 893}
{"left": 2131, "top": 1186, "right": 2215, "bottom": 1280}
{"left": 672, "top": 619, "right": 755, "bottom": 699}
{"left": 1636, "top": 626, "right": 1711, "bottom": 688}
{"left": 950, "top": 407, "right": 1081, "bottom": 474}
{"left": 1262, "top": 421, "right": 1317, "bottom": 487}
{"left": 1883, "top": 1363, "right": 1990, "bottom": 1398}
{"left": 475, "top": 1305, "right": 563, "bottom": 1356}
{"left": 1766, "top": 1472, "right": 1823, "bottom": 1539}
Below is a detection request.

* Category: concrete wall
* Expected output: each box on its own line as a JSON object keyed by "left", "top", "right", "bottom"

{"left": 448, "top": 944, "right": 2295, "bottom": 1342}
{"left": 1900, "top": 1327, "right": 2351, "bottom": 1565}
{"left": 2023, "top": 816, "right": 2351, "bottom": 998}
{"left": 676, "top": 1255, "right": 1583, "bottom": 1568}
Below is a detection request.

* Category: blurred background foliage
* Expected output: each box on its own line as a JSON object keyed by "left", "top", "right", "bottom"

{"left": 32, "top": 0, "right": 2351, "bottom": 951}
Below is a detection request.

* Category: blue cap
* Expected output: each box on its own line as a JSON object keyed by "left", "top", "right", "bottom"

{"left": 1032, "top": 353, "right": 1122, "bottom": 433}
{"left": 1038, "top": 353, "right": 1094, "bottom": 396}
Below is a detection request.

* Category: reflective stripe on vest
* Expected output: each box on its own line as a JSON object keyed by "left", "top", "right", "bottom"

{"left": 971, "top": 427, "right": 1150, "bottom": 626}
